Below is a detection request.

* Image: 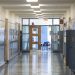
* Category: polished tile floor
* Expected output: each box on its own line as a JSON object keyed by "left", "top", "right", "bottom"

{"left": 0, "top": 50, "right": 73, "bottom": 75}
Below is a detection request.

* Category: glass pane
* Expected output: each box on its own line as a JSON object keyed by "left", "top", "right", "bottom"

{"left": 51, "top": 26, "right": 59, "bottom": 51}
{"left": 53, "top": 42, "right": 58, "bottom": 50}
{"left": 22, "top": 42, "right": 29, "bottom": 50}
{"left": 32, "top": 36, "right": 38, "bottom": 42}
{"left": 0, "top": 46, "right": 4, "bottom": 65}
{"left": 32, "top": 28, "right": 38, "bottom": 34}
{"left": 48, "top": 19, "right": 52, "bottom": 25}
{"left": 41, "top": 26, "right": 48, "bottom": 44}
{"left": 23, "top": 19, "right": 29, "bottom": 25}
{"left": 52, "top": 35, "right": 58, "bottom": 41}
{"left": 22, "top": 34, "right": 29, "bottom": 42}
{"left": 53, "top": 19, "right": 59, "bottom": 25}
{"left": 30, "top": 19, "right": 38, "bottom": 25}
{"left": 30, "top": 19, "right": 52, "bottom": 25}
{"left": 23, "top": 26, "right": 29, "bottom": 33}
{"left": 0, "top": 28, "right": 5, "bottom": 43}
{"left": 32, "top": 44, "right": 38, "bottom": 50}
{"left": 51, "top": 26, "right": 59, "bottom": 34}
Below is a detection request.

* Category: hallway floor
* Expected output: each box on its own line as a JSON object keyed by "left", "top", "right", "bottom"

{"left": 0, "top": 50, "right": 73, "bottom": 75}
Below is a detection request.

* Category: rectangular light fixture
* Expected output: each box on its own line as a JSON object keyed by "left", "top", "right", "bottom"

{"left": 26, "top": 0, "right": 38, "bottom": 2}
{"left": 31, "top": 6, "right": 40, "bottom": 8}
{"left": 34, "top": 11, "right": 41, "bottom": 12}
{"left": 25, "top": 4, "right": 31, "bottom": 6}
{"left": 36, "top": 14, "right": 43, "bottom": 16}
{"left": 36, "top": 15, "right": 45, "bottom": 18}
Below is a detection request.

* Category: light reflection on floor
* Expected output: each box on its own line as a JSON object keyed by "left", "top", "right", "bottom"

{"left": 0, "top": 50, "right": 73, "bottom": 75}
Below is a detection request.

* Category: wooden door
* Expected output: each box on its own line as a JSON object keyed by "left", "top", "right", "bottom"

{"left": 29, "top": 25, "right": 41, "bottom": 50}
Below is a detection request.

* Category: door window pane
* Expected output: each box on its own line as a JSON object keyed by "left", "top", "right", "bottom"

{"left": 32, "top": 28, "right": 38, "bottom": 34}
{"left": 32, "top": 36, "right": 38, "bottom": 42}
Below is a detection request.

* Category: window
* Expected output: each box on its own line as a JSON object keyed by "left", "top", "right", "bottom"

{"left": 53, "top": 19, "right": 59, "bottom": 25}
{"left": 22, "top": 26, "right": 29, "bottom": 33}
{"left": 22, "top": 18, "right": 59, "bottom": 25}
{"left": 30, "top": 19, "right": 52, "bottom": 25}
{"left": 23, "top": 19, "right": 29, "bottom": 25}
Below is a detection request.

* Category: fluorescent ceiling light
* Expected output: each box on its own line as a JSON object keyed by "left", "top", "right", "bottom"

{"left": 34, "top": 11, "right": 41, "bottom": 12}
{"left": 31, "top": 6, "right": 40, "bottom": 8}
{"left": 25, "top": 4, "right": 31, "bottom": 6}
{"left": 36, "top": 14, "right": 43, "bottom": 16}
{"left": 33, "top": 13, "right": 36, "bottom": 14}
{"left": 26, "top": 0, "right": 38, "bottom": 2}
{"left": 35, "top": 15, "right": 44, "bottom": 18}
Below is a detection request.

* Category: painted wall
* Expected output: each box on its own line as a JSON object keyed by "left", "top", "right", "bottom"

{"left": 63, "top": 3, "right": 75, "bottom": 29}
{"left": 0, "top": 6, "right": 21, "bottom": 24}
{"left": 0, "top": 6, "right": 22, "bottom": 30}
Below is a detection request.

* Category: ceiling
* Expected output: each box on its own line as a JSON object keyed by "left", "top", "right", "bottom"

{"left": 0, "top": 0, "right": 75, "bottom": 18}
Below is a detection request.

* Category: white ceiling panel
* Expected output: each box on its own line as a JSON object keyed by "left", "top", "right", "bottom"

{"left": 0, "top": 0, "right": 74, "bottom": 18}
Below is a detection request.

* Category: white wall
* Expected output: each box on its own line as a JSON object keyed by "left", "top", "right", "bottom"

{"left": 0, "top": 6, "right": 21, "bottom": 23}
{"left": 0, "top": 6, "right": 22, "bottom": 30}
{"left": 63, "top": 3, "right": 75, "bottom": 29}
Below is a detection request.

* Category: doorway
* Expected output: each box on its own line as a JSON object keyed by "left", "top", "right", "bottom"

{"left": 29, "top": 25, "right": 41, "bottom": 50}
{"left": 22, "top": 25, "right": 59, "bottom": 52}
{"left": 22, "top": 18, "right": 60, "bottom": 52}
{"left": 41, "top": 26, "right": 51, "bottom": 50}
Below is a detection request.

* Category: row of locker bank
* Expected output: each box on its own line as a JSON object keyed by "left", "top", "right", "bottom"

{"left": 0, "top": 19, "right": 20, "bottom": 67}
{"left": 59, "top": 30, "right": 75, "bottom": 73}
